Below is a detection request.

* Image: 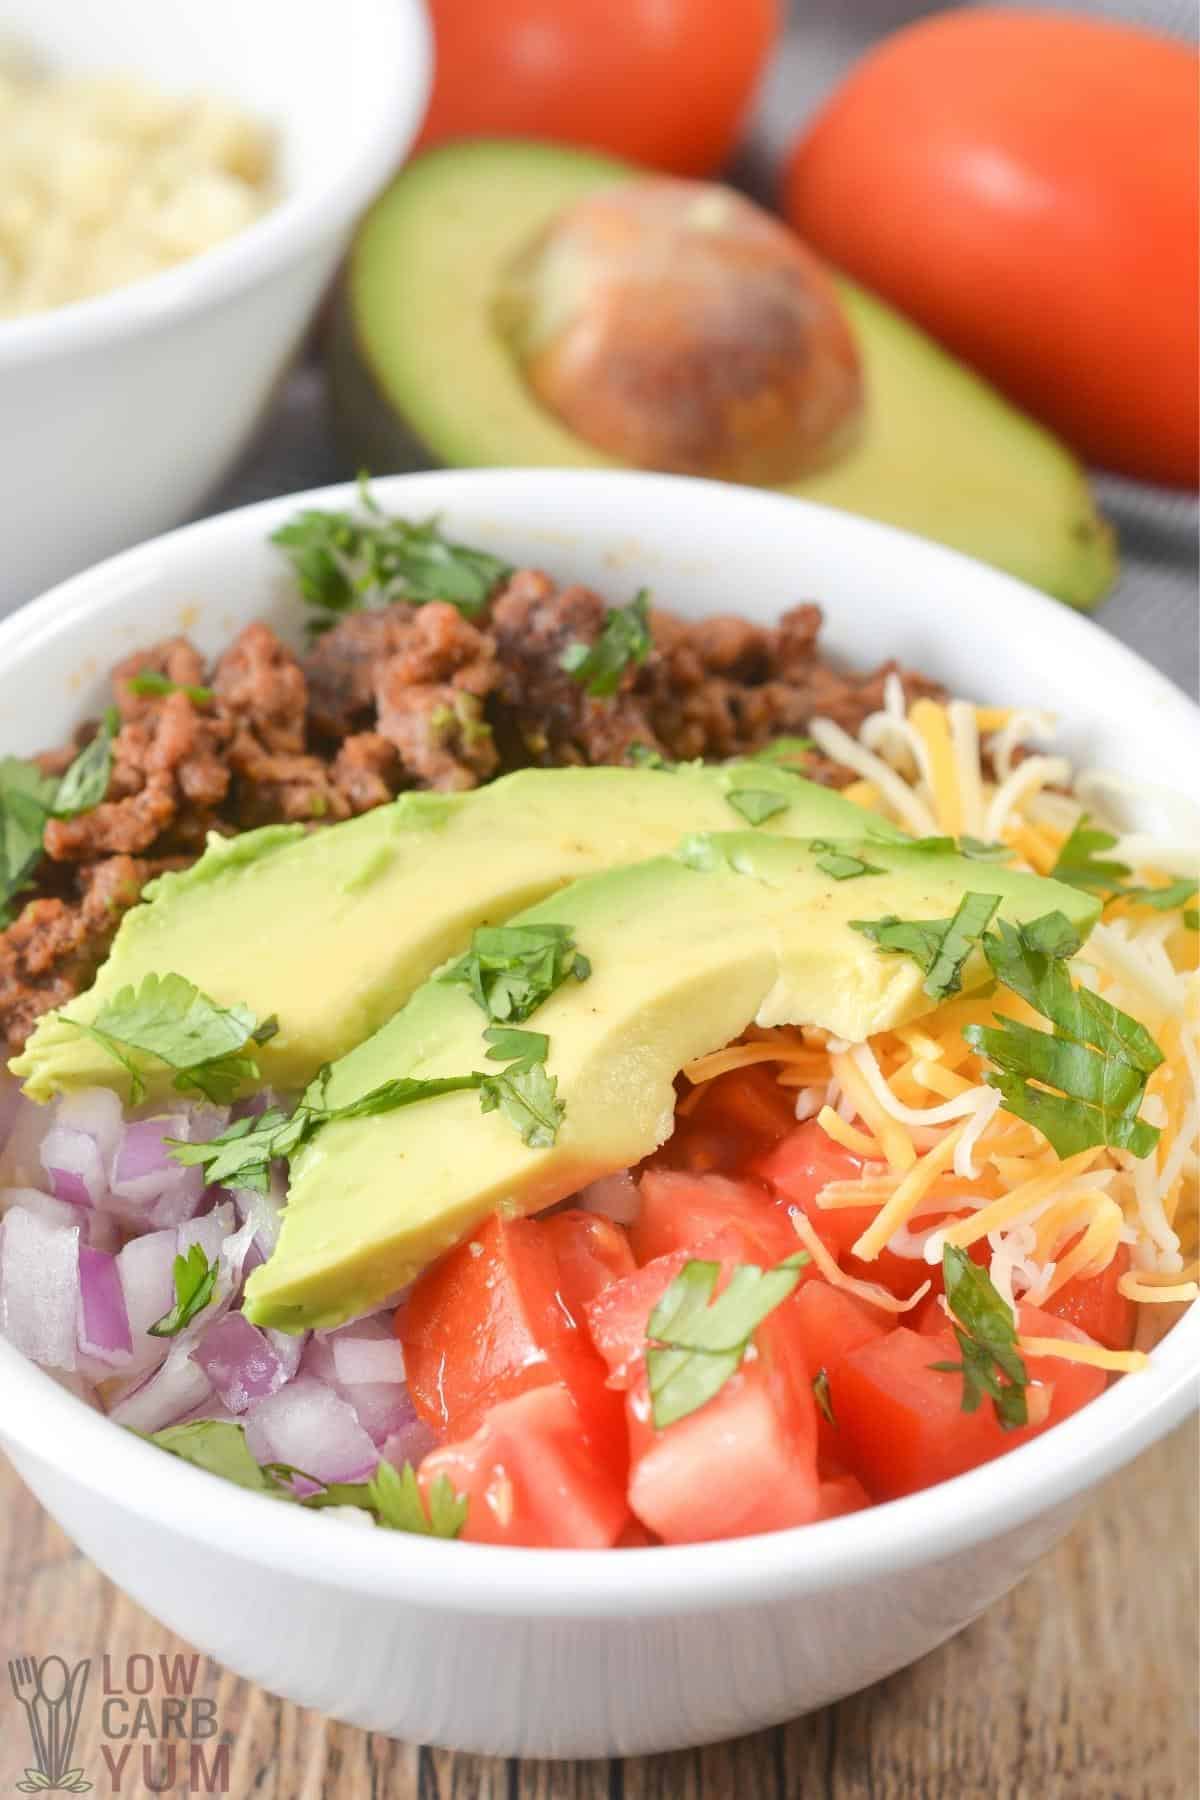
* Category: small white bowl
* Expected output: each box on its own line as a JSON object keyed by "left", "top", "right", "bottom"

{"left": 0, "top": 0, "right": 429, "bottom": 605}
{"left": 0, "top": 471, "right": 1196, "bottom": 1758}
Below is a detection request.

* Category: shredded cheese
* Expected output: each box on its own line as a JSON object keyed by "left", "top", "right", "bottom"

{"left": 1017, "top": 1337, "right": 1150, "bottom": 1374}
{"left": 789, "top": 1213, "right": 929, "bottom": 1314}
{"left": 851, "top": 1123, "right": 970, "bottom": 1260}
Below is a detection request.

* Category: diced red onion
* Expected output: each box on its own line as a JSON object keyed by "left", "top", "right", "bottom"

{"left": 178, "top": 1203, "right": 235, "bottom": 1269}
{"left": 576, "top": 1170, "right": 640, "bottom": 1225}
{"left": 191, "top": 1311, "right": 289, "bottom": 1412}
{"left": 380, "top": 1411, "right": 439, "bottom": 1472}
{"left": 331, "top": 1326, "right": 407, "bottom": 1387}
{"left": 0, "top": 1206, "right": 80, "bottom": 1370}
{"left": 265, "top": 1327, "right": 307, "bottom": 1384}
{"left": 110, "top": 1114, "right": 203, "bottom": 1226}
{"left": 0, "top": 1092, "right": 55, "bottom": 1189}
{"left": 243, "top": 1375, "right": 377, "bottom": 1483}
{"left": 231, "top": 1172, "right": 285, "bottom": 1259}
{"left": 77, "top": 1245, "right": 133, "bottom": 1364}
{"left": 1, "top": 1184, "right": 85, "bottom": 1234}
{"left": 116, "top": 1228, "right": 178, "bottom": 1378}
{"left": 108, "top": 1341, "right": 214, "bottom": 1432}
{"left": 40, "top": 1088, "right": 125, "bottom": 1209}
{"left": 302, "top": 1316, "right": 413, "bottom": 1444}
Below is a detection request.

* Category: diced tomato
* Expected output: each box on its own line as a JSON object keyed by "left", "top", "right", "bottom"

{"left": 754, "top": 1119, "right": 867, "bottom": 1226}
{"left": 1039, "top": 1243, "right": 1137, "bottom": 1352}
{"left": 657, "top": 1065, "right": 798, "bottom": 1173}
{"left": 398, "top": 1213, "right": 624, "bottom": 1466}
{"left": 624, "top": 1305, "right": 820, "bottom": 1543}
{"left": 418, "top": 1384, "right": 629, "bottom": 1549}
{"left": 583, "top": 1225, "right": 750, "bottom": 1388}
{"left": 793, "top": 1278, "right": 892, "bottom": 1462}
{"left": 631, "top": 1169, "right": 799, "bottom": 1267}
{"left": 540, "top": 1209, "right": 637, "bottom": 1315}
{"left": 816, "top": 1472, "right": 872, "bottom": 1520}
{"left": 833, "top": 1305, "right": 1107, "bottom": 1501}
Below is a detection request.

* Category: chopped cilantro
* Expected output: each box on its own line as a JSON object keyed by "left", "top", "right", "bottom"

{"left": 957, "top": 835, "right": 1013, "bottom": 862}
{"left": 810, "top": 841, "right": 885, "bottom": 882}
{"left": 726, "top": 788, "right": 790, "bottom": 826}
{"left": 271, "top": 478, "right": 511, "bottom": 625}
{"left": 147, "top": 1244, "right": 219, "bottom": 1338}
{"left": 964, "top": 912, "right": 1163, "bottom": 1158}
{"left": 624, "top": 744, "right": 673, "bottom": 771}
{"left": 127, "top": 670, "right": 214, "bottom": 705}
{"left": 560, "top": 589, "right": 652, "bottom": 697}
{"left": 928, "top": 1245, "right": 1029, "bottom": 1429}
{"left": 645, "top": 1251, "right": 809, "bottom": 1429}
{"left": 813, "top": 1368, "right": 836, "bottom": 1426}
{"left": 438, "top": 922, "right": 590, "bottom": 1024}
{"left": 71, "top": 972, "right": 278, "bottom": 1105}
{"left": 54, "top": 706, "right": 119, "bottom": 818}
{"left": 482, "top": 1025, "right": 549, "bottom": 1064}
{"left": 479, "top": 1059, "right": 565, "bottom": 1149}
{"left": 750, "top": 737, "right": 813, "bottom": 766}
{"left": 0, "top": 757, "right": 59, "bottom": 923}
{"left": 1050, "top": 814, "right": 1198, "bottom": 915}
{"left": 851, "top": 891, "right": 1001, "bottom": 1000}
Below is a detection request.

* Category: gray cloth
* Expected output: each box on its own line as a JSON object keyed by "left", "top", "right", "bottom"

{"left": 210, "top": 0, "right": 1199, "bottom": 700}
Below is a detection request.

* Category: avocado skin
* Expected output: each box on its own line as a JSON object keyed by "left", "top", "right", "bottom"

{"left": 335, "top": 139, "right": 1115, "bottom": 612}
{"left": 12, "top": 762, "right": 903, "bottom": 1105}
{"left": 244, "top": 833, "right": 1099, "bottom": 1332}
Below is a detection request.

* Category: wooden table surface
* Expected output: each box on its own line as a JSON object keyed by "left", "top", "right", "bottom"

{"left": 3, "top": 1418, "right": 1196, "bottom": 1799}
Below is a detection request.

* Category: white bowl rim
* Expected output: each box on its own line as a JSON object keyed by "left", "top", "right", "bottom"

{"left": 0, "top": 0, "right": 430, "bottom": 368}
{"left": 0, "top": 467, "right": 1196, "bottom": 1620}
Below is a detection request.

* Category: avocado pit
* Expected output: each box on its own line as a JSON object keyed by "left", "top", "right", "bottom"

{"left": 494, "top": 180, "right": 864, "bottom": 486}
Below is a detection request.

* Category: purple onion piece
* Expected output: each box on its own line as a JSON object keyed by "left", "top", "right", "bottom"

{"left": 77, "top": 1245, "right": 133, "bottom": 1362}
{"left": 191, "top": 1311, "right": 286, "bottom": 1413}
{"left": 0, "top": 1205, "right": 80, "bottom": 1370}
{"left": 243, "top": 1375, "right": 378, "bottom": 1484}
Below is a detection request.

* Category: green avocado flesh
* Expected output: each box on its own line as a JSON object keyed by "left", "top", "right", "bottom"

{"left": 243, "top": 834, "right": 1099, "bottom": 1331}
{"left": 338, "top": 139, "right": 1115, "bottom": 611}
{"left": 11, "top": 763, "right": 903, "bottom": 1104}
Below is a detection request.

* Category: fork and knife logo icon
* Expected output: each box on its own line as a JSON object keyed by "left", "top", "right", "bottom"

{"left": 7, "top": 1657, "right": 92, "bottom": 1794}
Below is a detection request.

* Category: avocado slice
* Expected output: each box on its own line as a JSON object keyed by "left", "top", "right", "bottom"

{"left": 243, "top": 833, "right": 1099, "bottom": 1330}
{"left": 335, "top": 140, "right": 1115, "bottom": 610}
{"left": 12, "top": 763, "right": 903, "bottom": 1104}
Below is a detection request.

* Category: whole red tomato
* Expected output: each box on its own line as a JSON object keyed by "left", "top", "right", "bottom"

{"left": 783, "top": 10, "right": 1199, "bottom": 487}
{"left": 417, "top": 0, "right": 779, "bottom": 179}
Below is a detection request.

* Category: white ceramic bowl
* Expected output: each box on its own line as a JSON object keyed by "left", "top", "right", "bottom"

{"left": 0, "top": 0, "right": 429, "bottom": 605}
{"left": 0, "top": 471, "right": 1196, "bottom": 1759}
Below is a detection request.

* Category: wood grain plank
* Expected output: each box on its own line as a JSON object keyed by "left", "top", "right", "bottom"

{"left": 2, "top": 1418, "right": 1195, "bottom": 1798}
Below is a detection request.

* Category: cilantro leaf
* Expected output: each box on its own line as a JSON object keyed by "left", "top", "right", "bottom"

{"left": 645, "top": 1251, "right": 809, "bottom": 1429}
{"left": 74, "top": 972, "right": 277, "bottom": 1103}
{"left": 479, "top": 1060, "right": 565, "bottom": 1149}
{"left": 315, "top": 1072, "right": 484, "bottom": 1124}
{"left": 147, "top": 1244, "right": 219, "bottom": 1338}
{"left": 964, "top": 914, "right": 1164, "bottom": 1159}
{"left": 726, "top": 788, "right": 790, "bottom": 826}
{"left": 929, "top": 1245, "right": 1029, "bottom": 1429}
{"left": 438, "top": 922, "right": 590, "bottom": 1024}
{"left": 364, "top": 1459, "right": 467, "bottom": 1537}
{"left": 483, "top": 1025, "right": 549, "bottom": 1064}
{"left": 958, "top": 836, "right": 1013, "bottom": 862}
{"left": 1049, "top": 817, "right": 1197, "bottom": 916}
{"left": 127, "top": 669, "right": 213, "bottom": 705}
{"left": 271, "top": 481, "right": 510, "bottom": 624}
{"left": 852, "top": 891, "right": 1000, "bottom": 1001}
{"left": 750, "top": 737, "right": 813, "bottom": 766}
{"left": 167, "top": 1107, "right": 304, "bottom": 1193}
{"left": 142, "top": 1419, "right": 285, "bottom": 1493}
{"left": 624, "top": 744, "right": 673, "bottom": 771}
{"left": 0, "top": 757, "right": 60, "bottom": 923}
{"left": 560, "top": 589, "right": 652, "bottom": 697}
{"left": 813, "top": 1368, "right": 836, "bottom": 1426}
{"left": 54, "top": 707, "right": 119, "bottom": 818}
{"left": 810, "top": 840, "right": 885, "bottom": 882}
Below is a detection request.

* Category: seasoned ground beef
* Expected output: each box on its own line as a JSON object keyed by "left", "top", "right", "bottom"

{"left": 0, "top": 569, "right": 942, "bottom": 1054}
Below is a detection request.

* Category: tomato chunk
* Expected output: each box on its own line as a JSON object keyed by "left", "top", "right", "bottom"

{"left": 834, "top": 1306, "right": 1107, "bottom": 1501}
{"left": 631, "top": 1169, "right": 798, "bottom": 1267}
{"left": 625, "top": 1306, "right": 820, "bottom": 1544}
{"left": 419, "top": 1384, "right": 629, "bottom": 1549}
{"left": 793, "top": 1278, "right": 892, "bottom": 1461}
{"left": 658, "top": 1065, "right": 798, "bottom": 1173}
{"left": 399, "top": 1213, "right": 623, "bottom": 1464}
{"left": 1039, "top": 1244, "right": 1137, "bottom": 1352}
{"left": 541, "top": 1209, "right": 637, "bottom": 1315}
{"left": 583, "top": 1224, "right": 752, "bottom": 1388}
{"left": 816, "top": 1472, "right": 872, "bottom": 1521}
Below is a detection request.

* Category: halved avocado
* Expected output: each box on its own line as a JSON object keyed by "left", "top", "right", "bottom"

{"left": 335, "top": 140, "right": 1115, "bottom": 611}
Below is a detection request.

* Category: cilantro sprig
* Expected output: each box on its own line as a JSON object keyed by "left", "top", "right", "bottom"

{"left": 852, "top": 891, "right": 1001, "bottom": 1001}
{"left": 811, "top": 840, "right": 885, "bottom": 882}
{"left": 964, "top": 912, "right": 1163, "bottom": 1157}
{"left": 645, "top": 1251, "right": 809, "bottom": 1429}
{"left": 0, "top": 715, "right": 126, "bottom": 922}
{"left": 145, "top": 1421, "right": 467, "bottom": 1536}
{"left": 726, "top": 788, "right": 790, "bottom": 826}
{"left": 70, "top": 972, "right": 279, "bottom": 1105}
{"left": 928, "top": 1245, "right": 1029, "bottom": 1429}
{"left": 560, "top": 589, "right": 652, "bottom": 697}
{"left": 1050, "top": 814, "right": 1197, "bottom": 915}
{"left": 271, "top": 478, "right": 511, "bottom": 628}
{"left": 147, "top": 1244, "right": 219, "bottom": 1338}
{"left": 438, "top": 922, "right": 590, "bottom": 1024}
